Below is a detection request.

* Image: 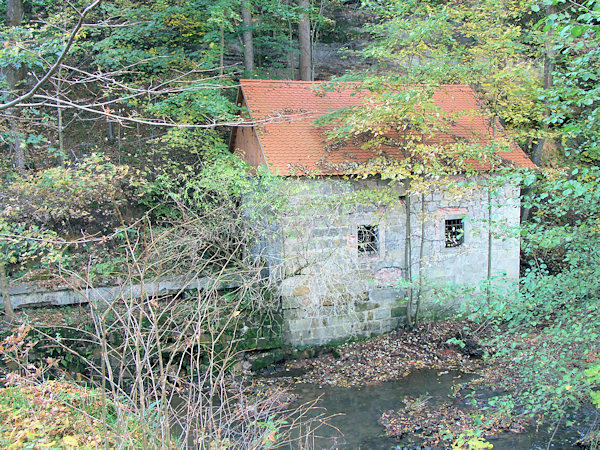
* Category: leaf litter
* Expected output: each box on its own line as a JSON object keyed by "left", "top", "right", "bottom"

{"left": 282, "top": 321, "right": 484, "bottom": 387}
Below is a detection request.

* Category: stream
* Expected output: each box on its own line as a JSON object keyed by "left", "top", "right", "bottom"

{"left": 275, "top": 369, "right": 589, "bottom": 449}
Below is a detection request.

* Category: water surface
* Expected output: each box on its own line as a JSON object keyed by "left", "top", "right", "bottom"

{"left": 281, "top": 369, "right": 587, "bottom": 449}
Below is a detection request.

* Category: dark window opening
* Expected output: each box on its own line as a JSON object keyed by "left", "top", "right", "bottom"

{"left": 445, "top": 219, "right": 464, "bottom": 248}
{"left": 358, "top": 225, "right": 379, "bottom": 255}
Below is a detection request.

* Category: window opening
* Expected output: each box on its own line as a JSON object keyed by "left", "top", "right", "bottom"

{"left": 445, "top": 219, "right": 464, "bottom": 248}
{"left": 358, "top": 225, "right": 379, "bottom": 255}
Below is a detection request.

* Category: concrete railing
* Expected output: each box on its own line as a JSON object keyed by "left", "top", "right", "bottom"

{"left": 7, "top": 275, "right": 243, "bottom": 310}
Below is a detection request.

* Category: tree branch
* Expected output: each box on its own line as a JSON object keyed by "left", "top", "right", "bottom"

{"left": 0, "top": 0, "right": 102, "bottom": 111}
{"left": 25, "top": 93, "right": 316, "bottom": 128}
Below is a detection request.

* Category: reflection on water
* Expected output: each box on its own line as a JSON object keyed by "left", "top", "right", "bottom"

{"left": 280, "top": 369, "right": 586, "bottom": 449}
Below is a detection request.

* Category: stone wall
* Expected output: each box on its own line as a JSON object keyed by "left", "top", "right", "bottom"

{"left": 7, "top": 276, "right": 243, "bottom": 310}
{"left": 257, "top": 176, "right": 521, "bottom": 346}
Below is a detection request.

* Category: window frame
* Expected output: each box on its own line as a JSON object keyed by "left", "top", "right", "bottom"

{"left": 444, "top": 218, "right": 465, "bottom": 248}
{"left": 357, "top": 224, "right": 380, "bottom": 256}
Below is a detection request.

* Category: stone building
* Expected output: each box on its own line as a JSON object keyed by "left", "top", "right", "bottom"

{"left": 230, "top": 79, "right": 534, "bottom": 346}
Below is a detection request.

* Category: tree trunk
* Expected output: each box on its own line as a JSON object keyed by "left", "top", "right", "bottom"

{"left": 532, "top": 4, "right": 557, "bottom": 167}
{"left": 6, "top": 0, "right": 26, "bottom": 171}
{"left": 0, "top": 262, "right": 15, "bottom": 325}
{"left": 486, "top": 184, "right": 493, "bottom": 303}
{"left": 298, "top": 0, "right": 312, "bottom": 80}
{"left": 404, "top": 178, "right": 413, "bottom": 327}
{"left": 8, "top": 106, "right": 25, "bottom": 170}
{"left": 108, "top": 119, "right": 114, "bottom": 142}
{"left": 6, "top": 0, "right": 23, "bottom": 26}
{"left": 288, "top": 20, "right": 295, "bottom": 78}
{"left": 532, "top": 139, "right": 544, "bottom": 167}
{"left": 241, "top": 2, "right": 254, "bottom": 73}
{"left": 414, "top": 193, "right": 426, "bottom": 326}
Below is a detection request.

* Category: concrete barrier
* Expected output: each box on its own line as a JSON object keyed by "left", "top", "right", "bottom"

{"left": 7, "top": 275, "right": 243, "bottom": 310}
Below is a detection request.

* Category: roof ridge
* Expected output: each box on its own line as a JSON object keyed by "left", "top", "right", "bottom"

{"left": 239, "top": 79, "right": 474, "bottom": 89}
{"left": 239, "top": 79, "right": 322, "bottom": 84}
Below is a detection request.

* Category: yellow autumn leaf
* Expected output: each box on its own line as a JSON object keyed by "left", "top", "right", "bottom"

{"left": 63, "top": 435, "right": 79, "bottom": 446}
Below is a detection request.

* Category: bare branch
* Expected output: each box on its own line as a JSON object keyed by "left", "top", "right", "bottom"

{"left": 0, "top": 0, "right": 103, "bottom": 111}
{"left": 24, "top": 93, "right": 316, "bottom": 128}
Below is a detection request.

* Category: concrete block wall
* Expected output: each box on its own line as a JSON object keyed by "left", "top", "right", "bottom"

{"left": 255, "top": 176, "right": 521, "bottom": 346}
{"left": 281, "top": 284, "right": 406, "bottom": 346}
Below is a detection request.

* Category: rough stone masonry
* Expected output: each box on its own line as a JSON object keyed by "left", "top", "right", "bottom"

{"left": 254, "top": 176, "right": 520, "bottom": 346}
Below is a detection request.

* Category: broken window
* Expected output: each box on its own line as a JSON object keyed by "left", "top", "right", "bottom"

{"left": 445, "top": 219, "right": 464, "bottom": 248}
{"left": 358, "top": 225, "right": 379, "bottom": 255}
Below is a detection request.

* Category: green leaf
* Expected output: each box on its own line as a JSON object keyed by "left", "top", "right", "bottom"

{"left": 570, "top": 26, "right": 584, "bottom": 37}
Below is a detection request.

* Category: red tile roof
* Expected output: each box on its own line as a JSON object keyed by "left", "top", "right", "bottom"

{"left": 237, "top": 79, "right": 534, "bottom": 176}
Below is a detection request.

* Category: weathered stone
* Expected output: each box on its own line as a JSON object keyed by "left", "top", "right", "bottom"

{"left": 281, "top": 307, "right": 300, "bottom": 320}
{"left": 250, "top": 179, "right": 521, "bottom": 346}
{"left": 390, "top": 317, "right": 404, "bottom": 329}
{"left": 293, "top": 286, "right": 310, "bottom": 297}
{"left": 328, "top": 283, "right": 348, "bottom": 295}
{"left": 355, "top": 301, "right": 379, "bottom": 312}
{"left": 369, "top": 288, "right": 400, "bottom": 304}
{"left": 391, "top": 306, "right": 407, "bottom": 318}
{"left": 288, "top": 318, "right": 313, "bottom": 332}
{"left": 372, "top": 307, "right": 390, "bottom": 320}
{"left": 321, "top": 297, "right": 335, "bottom": 306}
{"left": 249, "top": 349, "right": 286, "bottom": 371}
{"left": 7, "top": 275, "right": 243, "bottom": 310}
{"left": 282, "top": 294, "right": 313, "bottom": 309}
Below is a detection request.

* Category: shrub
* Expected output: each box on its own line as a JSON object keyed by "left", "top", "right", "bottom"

{"left": 0, "top": 376, "right": 152, "bottom": 449}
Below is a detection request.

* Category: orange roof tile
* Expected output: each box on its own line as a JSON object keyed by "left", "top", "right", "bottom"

{"left": 237, "top": 79, "right": 534, "bottom": 175}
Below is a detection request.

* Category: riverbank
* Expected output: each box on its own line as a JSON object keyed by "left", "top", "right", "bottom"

{"left": 259, "top": 320, "right": 484, "bottom": 387}
{"left": 253, "top": 319, "right": 598, "bottom": 448}
{"left": 3, "top": 303, "right": 598, "bottom": 448}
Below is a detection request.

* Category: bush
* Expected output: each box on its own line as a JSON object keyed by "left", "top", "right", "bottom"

{"left": 0, "top": 376, "right": 152, "bottom": 449}
{"left": 457, "top": 167, "right": 600, "bottom": 425}
{"left": 0, "top": 153, "right": 145, "bottom": 234}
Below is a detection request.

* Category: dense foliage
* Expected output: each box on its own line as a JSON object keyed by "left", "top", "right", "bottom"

{"left": 457, "top": 167, "right": 600, "bottom": 428}
{"left": 332, "top": 0, "right": 600, "bottom": 439}
{"left": 547, "top": 0, "right": 600, "bottom": 162}
{"left": 0, "top": 0, "right": 599, "bottom": 447}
